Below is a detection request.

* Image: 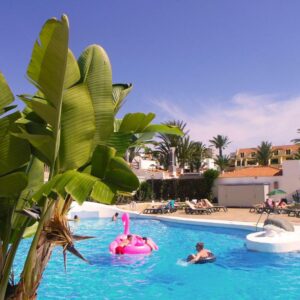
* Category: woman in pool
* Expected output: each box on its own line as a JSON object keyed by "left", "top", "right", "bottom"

{"left": 112, "top": 212, "right": 119, "bottom": 221}
{"left": 142, "top": 237, "right": 157, "bottom": 251}
{"left": 115, "top": 234, "right": 132, "bottom": 254}
{"left": 187, "top": 242, "right": 212, "bottom": 264}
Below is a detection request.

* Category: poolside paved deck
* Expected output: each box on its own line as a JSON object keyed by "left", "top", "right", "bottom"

{"left": 118, "top": 202, "right": 300, "bottom": 225}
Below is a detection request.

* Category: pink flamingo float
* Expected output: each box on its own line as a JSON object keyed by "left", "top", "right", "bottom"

{"left": 109, "top": 213, "right": 158, "bottom": 254}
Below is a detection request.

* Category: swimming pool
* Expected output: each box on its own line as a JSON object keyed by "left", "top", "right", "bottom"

{"left": 15, "top": 218, "right": 300, "bottom": 299}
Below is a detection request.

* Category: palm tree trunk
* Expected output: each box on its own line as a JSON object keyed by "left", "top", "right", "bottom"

{"left": 219, "top": 148, "right": 223, "bottom": 157}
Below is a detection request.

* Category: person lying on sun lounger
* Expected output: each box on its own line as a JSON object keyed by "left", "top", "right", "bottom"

{"left": 195, "top": 199, "right": 207, "bottom": 208}
{"left": 276, "top": 198, "right": 287, "bottom": 208}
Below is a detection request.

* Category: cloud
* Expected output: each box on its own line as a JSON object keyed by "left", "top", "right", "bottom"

{"left": 152, "top": 93, "right": 300, "bottom": 153}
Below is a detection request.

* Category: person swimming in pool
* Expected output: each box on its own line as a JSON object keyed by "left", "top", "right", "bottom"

{"left": 112, "top": 212, "right": 119, "bottom": 221}
{"left": 187, "top": 242, "right": 212, "bottom": 264}
{"left": 142, "top": 237, "right": 157, "bottom": 251}
{"left": 115, "top": 234, "right": 132, "bottom": 254}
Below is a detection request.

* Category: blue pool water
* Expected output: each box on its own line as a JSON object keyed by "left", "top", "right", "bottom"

{"left": 15, "top": 218, "right": 300, "bottom": 300}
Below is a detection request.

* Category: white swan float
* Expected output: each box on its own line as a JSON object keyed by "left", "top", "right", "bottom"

{"left": 246, "top": 218, "right": 300, "bottom": 253}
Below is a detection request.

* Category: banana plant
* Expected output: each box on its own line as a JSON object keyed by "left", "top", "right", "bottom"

{"left": 1, "top": 14, "right": 182, "bottom": 299}
{"left": 0, "top": 73, "right": 45, "bottom": 299}
{"left": 6, "top": 15, "right": 138, "bottom": 299}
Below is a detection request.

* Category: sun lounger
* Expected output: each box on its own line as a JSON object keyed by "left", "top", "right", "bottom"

{"left": 143, "top": 207, "right": 162, "bottom": 214}
{"left": 203, "top": 199, "right": 227, "bottom": 212}
{"left": 184, "top": 201, "right": 211, "bottom": 215}
{"left": 249, "top": 204, "right": 265, "bottom": 213}
{"left": 250, "top": 204, "right": 288, "bottom": 215}
{"left": 287, "top": 208, "right": 300, "bottom": 217}
{"left": 174, "top": 202, "right": 186, "bottom": 210}
{"left": 143, "top": 200, "right": 177, "bottom": 214}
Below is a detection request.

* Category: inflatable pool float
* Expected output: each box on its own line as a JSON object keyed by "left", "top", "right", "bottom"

{"left": 186, "top": 253, "right": 216, "bottom": 264}
{"left": 246, "top": 217, "right": 300, "bottom": 253}
{"left": 109, "top": 213, "right": 158, "bottom": 255}
{"left": 195, "top": 254, "right": 216, "bottom": 264}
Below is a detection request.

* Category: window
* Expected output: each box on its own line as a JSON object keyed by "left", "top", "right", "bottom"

{"left": 240, "top": 152, "right": 244, "bottom": 158}
{"left": 251, "top": 152, "right": 256, "bottom": 158}
{"left": 271, "top": 158, "right": 279, "bottom": 164}
{"left": 273, "top": 150, "right": 279, "bottom": 156}
{"left": 286, "top": 149, "right": 291, "bottom": 155}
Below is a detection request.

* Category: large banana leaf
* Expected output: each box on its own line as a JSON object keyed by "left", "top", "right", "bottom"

{"left": 0, "top": 73, "right": 30, "bottom": 176}
{"left": 10, "top": 157, "right": 44, "bottom": 242}
{"left": 27, "top": 16, "right": 69, "bottom": 111}
{"left": 0, "top": 112, "right": 31, "bottom": 176}
{"left": 17, "top": 15, "right": 69, "bottom": 170}
{"left": 33, "top": 171, "right": 117, "bottom": 205}
{"left": 0, "top": 73, "right": 31, "bottom": 242}
{"left": 0, "top": 173, "right": 28, "bottom": 242}
{"left": 17, "top": 18, "right": 98, "bottom": 174}
{"left": 0, "top": 172, "right": 28, "bottom": 197}
{"left": 112, "top": 83, "right": 133, "bottom": 114}
{"left": 106, "top": 113, "right": 183, "bottom": 156}
{"left": 78, "top": 45, "right": 114, "bottom": 145}
{"left": 118, "top": 113, "right": 155, "bottom": 133}
{"left": 91, "top": 145, "right": 139, "bottom": 191}
{"left": 33, "top": 146, "right": 139, "bottom": 205}
{"left": 142, "top": 124, "right": 183, "bottom": 135}
{"left": 0, "top": 72, "right": 14, "bottom": 112}
{"left": 58, "top": 83, "right": 95, "bottom": 172}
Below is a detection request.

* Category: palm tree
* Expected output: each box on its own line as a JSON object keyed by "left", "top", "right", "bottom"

{"left": 256, "top": 141, "right": 273, "bottom": 166}
{"left": 189, "top": 142, "right": 207, "bottom": 172}
{"left": 209, "top": 135, "right": 231, "bottom": 157}
{"left": 176, "top": 136, "right": 195, "bottom": 169}
{"left": 155, "top": 120, "right": 188, "bottom": 167}
{"left": 294, "top": 149, "right": 300, "bottom": 160}
{"left": 214, "top": 155, "right": 230, "bottom": 172}
{"left": 291, "top": 129, "right": 300, "bottom": 144}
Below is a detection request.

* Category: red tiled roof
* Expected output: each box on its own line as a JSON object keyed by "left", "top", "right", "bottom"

{"left": 236, "top": 144, "right": 299, "bottom": 154}
{"left": 219, "top": 166, "right": 282, "bottom": 178}
{"left": 236, "top": 148, "right": 257, "bottom": 154}
{"left": 272, "top": 144, "right": 299, "bottom": 150}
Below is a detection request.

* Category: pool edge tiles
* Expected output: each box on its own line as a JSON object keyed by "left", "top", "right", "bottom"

{"left": 69, "top": 201, "right": 300, "bottom": 233}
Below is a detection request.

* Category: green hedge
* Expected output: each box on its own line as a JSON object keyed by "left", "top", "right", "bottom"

{"left": 145, "top": 178, "right": 211, "bottom": 200}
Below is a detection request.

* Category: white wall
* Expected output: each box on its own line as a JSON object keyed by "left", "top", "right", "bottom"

{"left": 140, "top": 159, "right": 157, "bottom": 170}
{"left": 281, "top": 160, "right": 300, "bottom": 199}
{"left": 69, "top": 202, "right": 120, "bottom": 219}
{"left": 216, "top": 160, "right": 300, "bottom": 203}
{"left": 203, "top": 158, "right": 217, "bottom": 170}
{"left": 217, "top": 176, "right": 279, "bottom": 193}
{"left": 133, "top": 156, "right": 157, "bottom": 170}
{"left": 218, "top": 184, "right": 269, "bottom": 207}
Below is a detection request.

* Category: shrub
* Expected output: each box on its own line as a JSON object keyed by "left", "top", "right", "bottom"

{"left": 292, "top": 190, "right": 300, "bottom": 204}
{"left": 146, "top": 177, "right": 212, "bottom": 200}
{"left": 135, "top": 181, "right": 152, "bottom": 201}
{"left": 203, "top": 169, "right": 220, "bottom": 199}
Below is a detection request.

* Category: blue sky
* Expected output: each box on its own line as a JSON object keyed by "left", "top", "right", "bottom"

{"left": 1, "top": 1, "right": 300, "bottom": 152}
